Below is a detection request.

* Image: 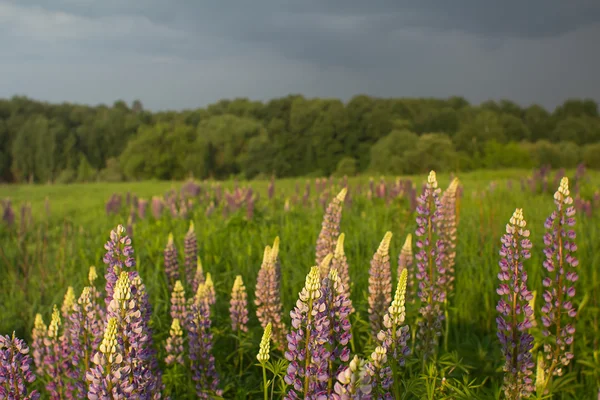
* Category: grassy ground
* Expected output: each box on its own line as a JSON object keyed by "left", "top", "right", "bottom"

{"left": 1, "top": 169, "right": 599, "bottom": 398}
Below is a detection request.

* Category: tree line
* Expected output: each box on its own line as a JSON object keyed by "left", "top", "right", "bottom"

{"left": 1, "top": 95, "right": 599, "bottom": 183}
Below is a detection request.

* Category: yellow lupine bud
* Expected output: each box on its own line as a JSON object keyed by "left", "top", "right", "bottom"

{"left": 257, "top": 322, "right": 272, "bottom": 363}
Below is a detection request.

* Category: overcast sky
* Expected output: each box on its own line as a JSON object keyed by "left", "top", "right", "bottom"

{"left": 1, "top": 0, "right": 599, "bottom": 111}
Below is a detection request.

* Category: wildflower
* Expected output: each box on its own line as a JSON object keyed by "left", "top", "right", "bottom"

{"left": 42, "top": 305, "right": 68, "bottom": 399}
{"left": 0, "top": 333, "right": 40, "bottom": 400}
{"left": 315, "top": 188, "right": 347, "bottom": 269}
{"left": 365, "top": 346, "right": 393, "bottom": 399}
{"left": 332, "top": 356, "right": 372, "bottom": 399}
{"left": 193, "top": 257, "right": 206, "bottom": 293}
{"left": 164, "top": 233, "right": 180, "bottom": 291}
{"left": 188, "top": 283, "right": 221, "bottom": 398}
{"left": 438, "top": 178, "right": 459, "bottom": 297}
{"left": 88, "top": 266, "right": 98, "bottom": 286}
{"left": 205, "top": 273, "right": 216, "bottom": 307}
{"left": 398, "top": 233, "right": 415, "bottom": 304}
{"left": 257, "top": 323, "right": 272, "bottom": 364}
{"left": 31, "top": 314, "right": 46, "bottom": 376}
{"left": 415, "top": 171, "right": 446, "bottom": 360}
{"left": 86, "top": 318, "right": 134, "bottom": 398}
{"left": 284, "top": 266, "right": 328, "bottom": 399}
{"left": 368, "top": 232, "right": 393, "bottom": 338}
{"left": 540, "top": 177, "right": 578, "bottom": 387}
{"left": 184, "top": 221, "right": 198, "bottom": 288}
{"left": 61, "top": 287, "right": 76, "bottom": 319}
{"left": 496, "top": 208, "right": 535, "bottom": 399}
{"left": 255, "top": 238, "right": 287, "bottom": 351}
{"left": 170, "top": 280, "right": 188, "bottom": 325}
{"left": 230, "top": 275, "right": 249, "bottom": 333}
{"left": 165, "top": 319, "right": 185, "bottom": 366}
{"left": 330, "top": 234, "right": 352, "bottom": 313}
{"left": 102, "top": 225, "right": 135, "bottom": 306}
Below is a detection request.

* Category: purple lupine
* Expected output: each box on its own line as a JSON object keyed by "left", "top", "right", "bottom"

{"left": 164, "top": 233, "right": 180, "bottom": 291}
{"left": 165, "top": 319, "right": 184, "bottom": 366}
{"left": 170, "top": 280, "right": 187, "bottom": 325}
{"left": 102, "top": 224, "right": 136, "bottom": 307}
{"left": 368, "top": 232, "right": 393, "bottom": 338}
{"left": 315, "top": 188, "right": 347, "bottom": 269}
{"left": 230, "top": 275, "right": 249, "bottom": 333}
{"left": 60, "top": 287, "right": 85, "bottom": 400}
{"left": 365, "top": 346, "right": 393, "bottom": 399}
{"left": 0, "top": 333, "right": 40, "bottom": 400}
{"left": 318, "top": 267, "right": 353, "bottom": 396}
{"left": 31, "top": 314, "right": 46, "bottom": 377}
{"left": 397, "top": 234, "right": 415, "bottom": 304}
{"left": 137, "top": 198, "right": 148, "bottom": 219}
{"left": 151, "top": 196, "right": 163, "bottom": 219}
{"left": 42, "top": 305, "right": 68, "bottom": 399}
{"left": 332, "top": 356, "right": 373, "bottom": 400}
{"left": 539, "top": 177, "right": 578, "bottom": 390}
{"left": 188, "top": 283, "right": 221, "bottom": 398}
{"left": 415, "top": 171, "right": 446, "bottom": 360}
{"left": 331, "top": 233, "right": 353, "bottom": 312}
{"left": 86, "top": 317, "right": 134, "bottom": 398}
{"left": 184, "top": 221, "right": 198, "bottom": 288}
{"left": 438, "top": 178, "right": 459, "bottom": 298}
{"left": 496, "top": 208, "right": 535, "bottom": 399}
{"left": 255, "top": 239, "right": 287, "bottom": 351}
{"left": 284, "top": 266, "right": 329, "bottom": 399}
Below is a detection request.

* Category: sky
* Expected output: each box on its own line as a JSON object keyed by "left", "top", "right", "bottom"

{"left": 1, "top": 0, "right": 599, "bottom": 112}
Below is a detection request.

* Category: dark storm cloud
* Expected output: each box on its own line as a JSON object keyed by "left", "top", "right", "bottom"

{"left": 0, "top": 0, "right": 599, "bottom": 110}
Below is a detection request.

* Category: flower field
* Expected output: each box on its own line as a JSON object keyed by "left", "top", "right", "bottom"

{"left": 1, "top": 169, "right": 599, "bottom": 399}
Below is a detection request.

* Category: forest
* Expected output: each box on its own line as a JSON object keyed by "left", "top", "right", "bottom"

{"left": 1, "top": 95, "right": 599, "bottom": 183}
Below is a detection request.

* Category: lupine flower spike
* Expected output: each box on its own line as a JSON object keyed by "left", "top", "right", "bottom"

{"left": 164, "top": 233, "right": 180, "bottom": 291}
{"left": 316, "top": 187, "right": 347, "bottom": 269}
{"left": 193, "top": 257, "right": 206, "bottom": 293}
{"left": 438, "top": 177, "right": 459, "bottom": 297}
{"left": 0, "top": 333, "right": 40, "bottom": 400}
{"left": 368, "top": 231, "right": 393, "bottom": 338}
{"left": 366, "top": 346, "right": 392, "bottom": 399}
{"left": 42, "top": 305, "right": 68, "bottom": 399}
{"left": 170, "top": 280, "right": 187, "bottom": 325}
{"left": 205, "top": 273, "right": 216, "bottom": 308}
{"left": 255, "top": 239, "right": 287, "bottom": 351}
{"left": 397, "top": 234, "right": 415, "bottom": 304}
{"left": 496, "top": 208, "right": 535, "bottom": 399}
{"left": 184, "top": 221, "right": 198, "bottom": 287}
{"left": 333, "top": 355, "right": 372, "bottom": 399}
{"left": 31, "top": 314, "right": 47, "bottom": 376}
{"left": 257, "top": 323, "right": 272, "bottom": 400}
{"left": 284, "top": 265, "right": 328, "bottom": 399}
{"left": 230, "top": 275, "right": 249, "bottom": 333}
{"left": 539, "top": 177, "right": 578, "bottom": 393}
{"left": 415, "top": 171, "right": 446, "bottom": 361}
{"left": 331, "top": 233, "right": 353, "bottom": 312}
{"left": 165, "top": 319, "right": 185, "bottom": 366}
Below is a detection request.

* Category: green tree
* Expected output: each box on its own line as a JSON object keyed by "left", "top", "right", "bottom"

{"left": 369, "top": 130, "right": 419, "bottom": 175}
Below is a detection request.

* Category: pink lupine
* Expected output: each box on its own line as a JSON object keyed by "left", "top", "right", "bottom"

{"left": 230, "top": 275, "right": 249, "bottom": 333}
{"left": 415, "top": 171, "right": 446, "bottom": 360}
{"left": 438, "top": 178, "right": 459, "bottom": 297}
{"left": 539, "top": 177, "right": 579, "bottom": 391}
{"left": 368, "top": 232, "right": 393, "bottom": 338}
{"left": 496, "top": 208, "right": 535, "bottom": 399}
{"left": 164, "top": 233, "right": 180, "bottom": 291}
{"left": 315, "top": 188, "right": 347, "bottom": 269}
{"left": 255, "top": 238, "right": 287, "bottom": 351}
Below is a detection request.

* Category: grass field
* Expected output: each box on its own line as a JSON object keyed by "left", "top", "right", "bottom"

{"left": 1, "top": 169, "right": 599, "bottom": 399}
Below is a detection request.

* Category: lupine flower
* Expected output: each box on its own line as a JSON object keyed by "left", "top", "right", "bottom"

{"left": 170, "top": 280, "right": 187, "bottom": 325}
{"left": 438, "top": 178, "right": 459, "bottom": 297}
{"left": 164, "top": 233, "right": 180, "bottom": 291}
{"left": 86, "top": 317, "right": 134, "bottom": 398}
{"left": 31, "top": 314, "right": 47, "bottom": 376}
{"left": 415, "top": 171, "right": 446, "bottom": 360}
{"left": 2, "top": 199, "right": 15, "bottom": 226}
{"left": 188, "top": 283, "right": 221, "bottom": 398}
{"left": 193, "top": 257, "right": 206, "bottom": 293}
{"left": 0, "top": 333, "right": 40, "bottom": 400}
{"left": 377, "top": 268, "right": 411, "bottom": 368}
{"left": 535, "top": 351, "right": 545, "bottom": 396}
{"left": 230, "top": 275, "right": 249, "bottom": 333}
{"left": 284, "top": 265, "right": 328, "bottom": 399}
{"left": 151, "top": 196, "right": 163, "bottom": 219}
{"left": 397, "top": 234, "right": 415, "bottom": 304}
{"left": 165, "top": 319, "right": 185, "bottom": 366}
{"left": 318, "top": 266, "right": 353, "bottom": 396}
{"left": 255, "top": 239, "right": 287, "bottom": 351}
{"left": 331, "top": 233, "right": 353, "bottom": 313}
{"left": 205, "top": 273, "right": 216, "bottom": 307}
{"left": 316, "top": 188, "right": 347, "bottom": 269}
{"left": 184, "top": 221, "right": 198, "bottom": 288}
{"left": 88, "top": 266, "right": 98, "bottom": 286}
{"left": 540, "top": 177, "right": 578, "bottom": 386}
{"left": 368, "top": 232, "right": 393, "bottom": 338}
{"left": 61, "top": 287, "right": 76, "bottom": 320}
{"left": 332, "top": 355, "right": 372, "bottom": 400}
{"left": 496, "top": 208, "right": 535, "bottom": 399}
{"left": 365, "top": 346, "right": 392, "bottom": 399}
{"left": 102, "top": 225, "right": 135, "bottom": 307}
{"left": 43, "top": 305, "right": 68, "bottom": 399}
{"left": 257, "top": 323, "right": 272, "bottom": 364}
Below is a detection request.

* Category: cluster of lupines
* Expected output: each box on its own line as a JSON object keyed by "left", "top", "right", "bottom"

{"left": 255, "top": 237, "right": 288, "bottom": 351}
{"left": 315, "top": 188, "right": 347, "bottom": 269}
{"left": 414, "top": 171, "right": 446, "bottom": 360}
{"left": 539, "top": 177, "right": 578, "bottom": 391}
{"left": 368, "top": 232, "right": 393, "bottom": 338}
{"left": 496, "top": 208, "right": 535, "bottom": 399}
{"left": 164, "top": 233, "right": 180, "bottom": 291}
{"left": 0, "top": 333, "right": 40, "bottom": 400}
